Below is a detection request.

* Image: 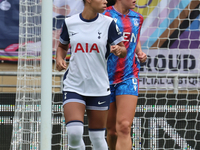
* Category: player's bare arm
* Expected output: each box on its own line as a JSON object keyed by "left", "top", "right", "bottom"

{"left": 135, "top": 39, "right": 147, "bottom": 63}
{"left": 111, "top": 41, "right": 127, "bottom": 58}
{"left": 56, "top": 42, "right": 68, "bottom": 71}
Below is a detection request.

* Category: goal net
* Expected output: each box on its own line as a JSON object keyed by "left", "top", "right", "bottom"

{"left": 10, "top": 0, "right": 200, "bottom": 150}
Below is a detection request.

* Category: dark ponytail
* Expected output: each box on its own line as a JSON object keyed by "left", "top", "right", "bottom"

{"left": 107, "top": 0, "right": 116, "bottom": 7}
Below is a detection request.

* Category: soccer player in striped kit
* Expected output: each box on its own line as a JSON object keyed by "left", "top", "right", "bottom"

{"left": 103, "top": 0, "right": 147, "bottom": 149}
{"left": 56, "top": 0, "right": 127, "bottom": 149}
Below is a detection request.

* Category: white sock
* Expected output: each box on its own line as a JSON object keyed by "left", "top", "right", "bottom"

{"left": 66, "top": 121, "right": 85, "bottom": 150}
{"left": 89, "top": 129, "right": 108, "bottom": 150}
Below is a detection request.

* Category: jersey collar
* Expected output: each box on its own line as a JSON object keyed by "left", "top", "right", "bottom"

{"left": 79, "top": 13, "right": 99, "bottom": 22}
{"left": 112, "top": 6, "right": 130, "bottom": 17}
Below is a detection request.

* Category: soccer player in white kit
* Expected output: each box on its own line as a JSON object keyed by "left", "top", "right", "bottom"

{"left": 56, "top": 0, "right": 127, "bottom": 149}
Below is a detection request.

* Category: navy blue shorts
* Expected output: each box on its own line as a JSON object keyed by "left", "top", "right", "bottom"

{"left": 63, "top": 91, "right": 110, "bottom": 110}
{"left": 110, "top": 78, "right": 139, "bottom": 103}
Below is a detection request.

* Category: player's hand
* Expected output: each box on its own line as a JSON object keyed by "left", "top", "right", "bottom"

{"left": 137, "top": 51, "right": 147, "bottom": 63}
{"left": 56, "top": 58, "right": 67, "bottom": 71}
{"left": 110, "top": 45, "right": 121, "bottom": 57}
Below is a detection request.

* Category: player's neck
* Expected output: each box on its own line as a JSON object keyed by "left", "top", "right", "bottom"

{"left": 81, "top": 8, "right": 98, "bottom": 20}
{"left": 114, "top": 3, "right": 130, "bottom": 15}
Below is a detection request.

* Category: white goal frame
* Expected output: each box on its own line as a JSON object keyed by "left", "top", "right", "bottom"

{"left": 40, "top": 0, "right": 53, "bottom": 149}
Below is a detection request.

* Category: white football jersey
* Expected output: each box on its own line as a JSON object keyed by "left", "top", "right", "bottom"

{"left": 60, "top": 13, "right": 123, "bottom": 96}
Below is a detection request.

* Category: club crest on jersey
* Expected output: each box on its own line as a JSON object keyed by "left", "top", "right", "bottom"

{"left": 133, "top": 19, "right": 139, "bottom": 27}
{"left": 98, "top": 31, "right": 102, "bottom": 39}
{"left": 75, "top": 43, "right": 100, "bottom": 53}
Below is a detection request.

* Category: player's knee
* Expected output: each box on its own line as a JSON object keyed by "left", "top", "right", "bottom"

{"left": 68, "top": 129, "right": 82, "bottom": 146}
{"left": 89, "top": 129, "right": 108, "bottom": 150}
{"left": 66, "top": 121, "right": 84, "bottom": 147}
{"left": 107, "top": 124, "right": 116, "bottom": 136}
{"left": 116, "top": 120, "right": 131, "bottom": 136}
{"left": 107, "top": 128, "right": 117, "bottom": 137}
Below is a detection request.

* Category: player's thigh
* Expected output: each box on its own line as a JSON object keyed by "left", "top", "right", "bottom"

{"left": 106, "top": 84, "right": 117, "bottom": 130}
{"left": 63, "top": 102, "right": 85, "bottom": 123}
{"left": 87, "top": 109, "right": 108, "bottom": 129}
{"left": 107, "top": 101, "right": 117, "bottom": 131}
{"left": 85, "top": 95, "right": 110, "bottom": 129}
{"left": 63, "top": 91, "right": 86, "bottom": 123}
{"left": 115, "top": 78, "right": 139, "bottom": 124}
{"left": 116, "top": 95, "right": 138, "bottom": 125}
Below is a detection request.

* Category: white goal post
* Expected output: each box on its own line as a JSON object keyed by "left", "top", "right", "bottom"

{"left": 40, "top": 0, "right": 53, "bottom": 149}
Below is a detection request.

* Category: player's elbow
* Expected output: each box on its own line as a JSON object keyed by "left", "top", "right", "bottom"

{"left": 58, "top": 42, "right": 68, "bottom": 51}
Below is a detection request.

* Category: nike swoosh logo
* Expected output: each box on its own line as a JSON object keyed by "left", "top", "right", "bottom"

{"left": 72, "top": 32, "right": 78, "bottom": 36}
{"left": 98, "top": 101, "right": 106, "bottom": 105}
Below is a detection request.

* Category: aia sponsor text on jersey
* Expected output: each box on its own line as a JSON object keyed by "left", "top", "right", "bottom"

{"left": 75, "top": 43, "right": 100, "bottom": 53}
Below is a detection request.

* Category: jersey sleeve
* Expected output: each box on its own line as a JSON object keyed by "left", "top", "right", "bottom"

{"left": 108, "top": 20, "right": 124, "bottom": 45}
{"left": 137, "top": 14, "right": 144, "bottom": 39}
{"left": 59, "top": 21, "right": 70, "bottom": 45}
{"left": 139, "top": 15, "right": 144, "bottom": 27}
{"left": 138, "top": 15, "right": 144, "bottom": 33}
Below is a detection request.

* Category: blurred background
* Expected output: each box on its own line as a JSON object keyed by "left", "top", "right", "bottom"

{"left": 0, "top": 0, "right": 199, "bottom": 149}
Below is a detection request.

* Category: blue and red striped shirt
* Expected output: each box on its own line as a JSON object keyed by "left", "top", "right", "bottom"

{"left": 103, "top": 6, "right": 143, "bottom": 84}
